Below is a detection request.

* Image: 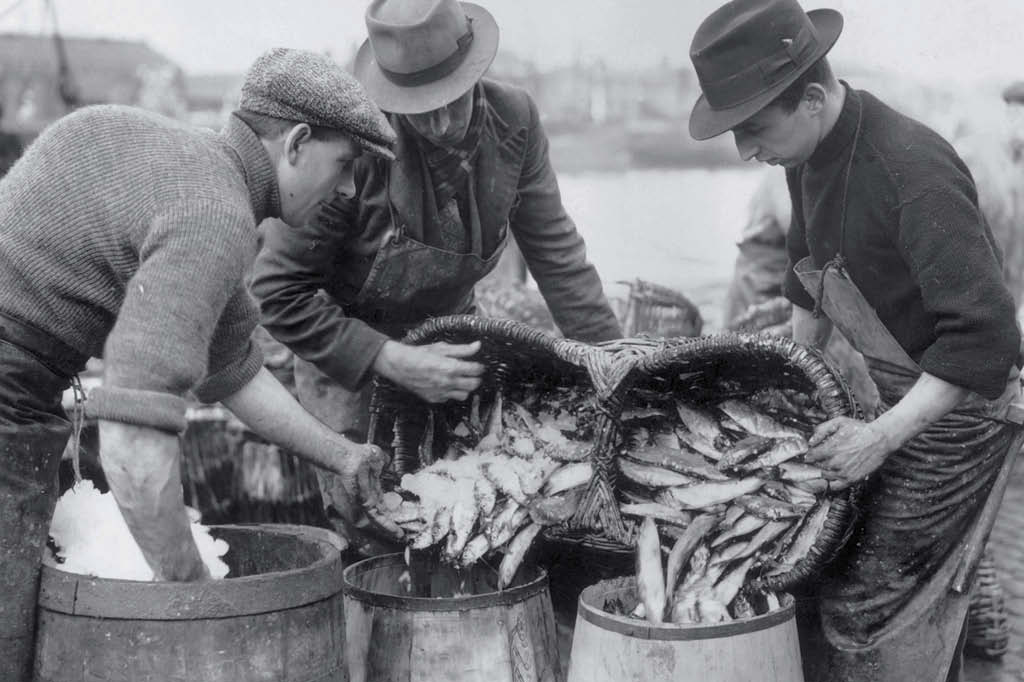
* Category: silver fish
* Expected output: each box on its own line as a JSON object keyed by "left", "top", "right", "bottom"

{"left": 460, "top": 534, "right": 491, "bottom": 568}
{"left": 778, "top": 461, "right": 828, "bottom": 482}
{"left": 636, "top": 517, "right": 666, "bottom": 624}
{"left": 717, "top": 400, "right": 804, "bottom": 440}
{"left": 735, "top": 494, "right": 805, "bottom": 521}
{"left": 745, "top": 437, "right": 809, "bottom": 471}
{"left": 619, "top": 459, "right": 699, "bottom": 488}
{"left": 712, "top": 556, "right": 756, "bottom": 607}
{"left": 625, "top": 445, "right": 731, "bottom": 482}
{"left": 665, "top": 514, "right": 719, "bottom": 595}
{"left": 676, "top": 427, "right": 724, "bottom": 461}
{"left": 498, "top": 522, "right": 543, "bottom": 589}
{"left": 620, "top": 502, "right": 694, "bottom": 527}
{"left": 675, "top": 402, "right": 723, "bottom": 442}
{"left": 543, "top": 461, "right": 592, "bottom": 495}
{"left": 734, "top": 519, "right": 792, "bottom": 560}
{"left": 766, "top": 500, "right": 831, "bottom": 576}
{"left": 663, "top": 477, "right": 764, "bottom": 509}
{"left": 711, "top": 513, "right": 768, "bottom": 547}
{"left": 718, "top": 435, "right": 776, "bottom": 471}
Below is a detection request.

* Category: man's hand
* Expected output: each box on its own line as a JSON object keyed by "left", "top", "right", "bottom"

{"left": 373, "top": 340, "right": 484, "bottom": 403}
{"left": 327, "top": 442, "right": 389, "bottom": 522}
{"left": 98, "top": 420, "right": 208, "bottom": 581}
{"left": 804, "top": 416, "right": 894, "bottom": 490}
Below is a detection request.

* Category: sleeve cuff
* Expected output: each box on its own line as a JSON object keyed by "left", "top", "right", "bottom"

{"left": 85, "top": 387, "right": 188, "bottom": 433}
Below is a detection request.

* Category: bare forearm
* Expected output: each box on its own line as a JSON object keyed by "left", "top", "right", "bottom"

{"left": 872, "top": 372, "right": 968, "bottom": 450}
{"left": 222, "top": 367, "right": 363, "bottom": 474}
{"left": 98, "top": 421, "right": 205, "bottom": 581}
{"left": 791, "top": 306, "right": 832, "bottom": 349}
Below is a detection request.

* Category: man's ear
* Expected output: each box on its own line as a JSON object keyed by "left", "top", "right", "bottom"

{"left": 284, "top": 123, "right": 314, "bottom": 165}
{"left": 802, "top": 83, "right": 828, "bottom": 117}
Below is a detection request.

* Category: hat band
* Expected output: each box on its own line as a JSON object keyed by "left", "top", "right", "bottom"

{"left": 379, "top": 18, "right": 475, "bottom": 89}
{"left": 702, "top": 24, "right": 819, "bottom": 109}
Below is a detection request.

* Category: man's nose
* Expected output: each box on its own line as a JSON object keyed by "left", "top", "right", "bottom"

{"left": 733, "top": 131, "right": 758, "bottom": 162}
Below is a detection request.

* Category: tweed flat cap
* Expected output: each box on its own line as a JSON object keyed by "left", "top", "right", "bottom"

{"left": 240, "top": 48, "right": 396, "bottom": 160}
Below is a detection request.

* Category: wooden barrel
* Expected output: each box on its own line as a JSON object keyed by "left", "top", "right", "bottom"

{"left": 342, "top": 553, "right": 560, "bottom": 682}
{"left": 34, "top": 524, "right": 347, "bottom": 682}
{"left": 567, "top": 578, "right": 803, "bottom": 682}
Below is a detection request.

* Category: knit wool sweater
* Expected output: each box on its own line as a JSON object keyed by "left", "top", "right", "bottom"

{"left": 0, "top": 106, "right": 279, "bottom": 430}
{"left": 783, "top": 86, "right": 1019, "bottom": 399}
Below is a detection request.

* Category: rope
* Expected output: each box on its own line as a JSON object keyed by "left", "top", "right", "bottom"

{"left": 69, "top": 374, "right": 85, "bottom": 483}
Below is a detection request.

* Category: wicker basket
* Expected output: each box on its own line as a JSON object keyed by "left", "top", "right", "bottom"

{"left": 601, "top": 332, "right": 863, "bottom": 590}
{"left": 965, "top": 547, "right": 1010, "bottom": 660}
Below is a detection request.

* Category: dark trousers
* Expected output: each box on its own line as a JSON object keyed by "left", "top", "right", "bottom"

{"left": 0, "top": 339, "right": 72, "bottom": 681}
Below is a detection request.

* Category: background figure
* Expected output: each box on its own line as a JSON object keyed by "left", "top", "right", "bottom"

{"left": 723, "top": 169, "right": 880, "bottom": 416}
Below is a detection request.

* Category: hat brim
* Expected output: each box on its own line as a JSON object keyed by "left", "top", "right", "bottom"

{"left": 354, "top": 2, "right": 499, "bottom": 115}
{"left": 688, "top": 9, "right": 843, "bottom": 141}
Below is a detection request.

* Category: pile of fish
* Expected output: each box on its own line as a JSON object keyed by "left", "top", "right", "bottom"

{"left": 612, "top": 387, "right": 835, "bottom": 624}
{"left": 372, "top": 385, "right": 596, "bottom": 589}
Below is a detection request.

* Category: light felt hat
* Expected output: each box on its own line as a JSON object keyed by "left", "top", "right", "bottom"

{"left": 354, "top": 0, "right": 500, "bottom": 115}
{"left": 688, "top": 0, "right": 843, "bottom": 141}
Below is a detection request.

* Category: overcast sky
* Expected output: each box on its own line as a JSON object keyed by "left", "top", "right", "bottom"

{"left": 2, "top": 0, "right": 1021, "bottom": 90}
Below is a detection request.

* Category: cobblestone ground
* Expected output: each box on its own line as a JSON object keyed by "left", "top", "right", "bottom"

{"left": 964, "top": 458, "right": 1024, "bottom": 682}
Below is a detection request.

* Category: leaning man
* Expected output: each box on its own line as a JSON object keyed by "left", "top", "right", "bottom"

{"left": 688, "top": 1, "right": 1022, "bottom": 680}
{"left": 0, "top": 48, "right": 394, "bottom": 680}
{"left": 252, "top": 0, "right": 622, "bottom": 547}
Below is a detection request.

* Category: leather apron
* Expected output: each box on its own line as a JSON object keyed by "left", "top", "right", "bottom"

{"left": 793, "top": 256, "right": 1022, "bottom": 682}
{"left": 295, "top": 175, "right": 507, "bottom": 553}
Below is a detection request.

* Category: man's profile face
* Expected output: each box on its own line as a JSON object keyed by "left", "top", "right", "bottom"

{"left": 730, "top": 98, "right": 820, "bottom": 169}
{"left": 403, "top": 87, "right": 475, "bottom": 146}
{"left": 278, "top": 130, "right": 361, "bottom": 228}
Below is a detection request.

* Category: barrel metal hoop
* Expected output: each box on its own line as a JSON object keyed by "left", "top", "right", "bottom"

{"left": 38, "top": 525, "right": 345, "bottom": 619}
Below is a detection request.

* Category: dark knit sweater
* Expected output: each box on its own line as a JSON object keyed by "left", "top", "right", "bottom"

{"left": 0, "top": 106, "right": 279, "bottom": 430}
{"left": 783, "top": 86, "right": 1019, "bottom": 399}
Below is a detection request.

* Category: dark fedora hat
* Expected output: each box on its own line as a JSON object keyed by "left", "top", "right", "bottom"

{"left": 354, "top": 0, "right": 499, "bottom": 115}
{"left": 688, "top": 0, "right": 843, "bottom": 140}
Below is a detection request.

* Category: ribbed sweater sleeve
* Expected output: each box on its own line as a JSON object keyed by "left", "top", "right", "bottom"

{"left": 87, "top": 200, "right": 255, "bottom": 430}
{"left": 193, "top": 284, "right": 264, "bottom": 404}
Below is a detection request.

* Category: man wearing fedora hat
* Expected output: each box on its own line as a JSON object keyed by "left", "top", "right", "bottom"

{"left": 0, "top": 48, "right": 397, "bottom": 680}
{"left": 690, "top": 1, "right": 1023, "bottom": 680}
{"left": 252, "top": 0, "right": 622, "bottom": 549}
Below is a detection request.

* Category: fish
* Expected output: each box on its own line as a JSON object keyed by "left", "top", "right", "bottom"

{"left": 717, "top": 400, "right": 805, "bottom": 440}
{"left": 735, "top": 494, "right": 805, "bottom": 521}
{"left": 620, "top": 502, "right": 693, "bottom": 527}
{"left": 619, "top": 459, "right": 699, "bottom": 488}
{"left": 663, "top": 477, "right": 764, "bottom": 510}
{"left": 481, "top": 458, "right": 529, "bottom": 505}
{"left": 734, "top": 520, "right": 793, "bottom": 560}
{"left": 793, "top": 479, "right": 830, "bottom": 494}
{"left": 783, "top": 484, "right": 818, "bottom": 508}
{"left": 498, "top": 522, "right": 543, "bottom": 589}
{"left": 760, "top": 480, "right": 795, "bottom": 504}
{"left": 676, "top": 427, "right": 724, "bottom": 461}
{"left": 630, "top": 601, "right": 647, "bottom": 620}
{"left": 460, "top": 534, "right": 491, "bottom": 568}
{"left": 388, "top": 500, "right": 425, "bottom": 525}
{"left": 709, "top": 541, "right": 748, "bottom": 569}
{"left": 732, "top": 593, "right": 755, "bottom": 620}
{"left": 486, "top": 500, "right": 522, "bottom": 546}
{"left": 518, "top": 456, "right": 562, "bottom": 497}
{"left": 778, "top": 461, "right": 828, "bottom": 482}
{"left": 623, "top": 425, "right": 651, "bottom": 450}
{"left": 675, "top": 401, "right": 724, "bottom": 442}
{"left": 665, "top": 514, "right": 719, "bottom": 595}
{"left": 718, "top": 435, "right": 776, "bottom": 471}
{"left": 483, "top": 390, "right": 504, "bottom": 440}
{"left": 621, "top": 407, "right": 671, "bottom": 422}
{"left": 636, "top": 517, "right": 666, "bottom": 624}
{"left": 720, "top": 504, "right": 746, "bottom": 529}
{"left": 651, "top": 430, "right": 682, "bottom": 451}
{"left": 744, "top": 437, "right": 809, "bottom": 471}
{"left": 766, "top": 500, "right": 831, "bottom": 576}
{"left": 544, "top": 440, "right": 592, "bottom": 463}
{"left": 695, "top": 588, "right": 732, "bottom": 623}
{"left": 677, "top": 543, "right": 711, "bottom": 596}
{"left": 624, "top": 445, "right": 731, "bottom": 482}
{"left": 670, "top": 591, "right": 700, "bottom": 624}
{"left": 529, "top": 487, "right": 585, "bottom": 526}
{"left": 765, "top": 591, "right": 781, "bottom": 612}
{"left": 711, "top": 514, "right": 768, "bottom": 547}
{"left": 712, "top": 556, "right": 756, "bottom": 607}
{"left": 543, "top": 461, "right": 592, "bottom": 496}
{"left": 444, "top": 478, "right": 480, "bottom": 560}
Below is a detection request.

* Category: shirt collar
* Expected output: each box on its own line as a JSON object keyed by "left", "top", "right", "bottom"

{"left": 224, "top": 114, "right": 281, "bottom": 223}
{"left": 807, "top": 82, "right": 862, "bottom": 170}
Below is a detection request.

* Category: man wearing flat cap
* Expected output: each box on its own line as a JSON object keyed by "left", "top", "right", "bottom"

{"left": 0, "top": 48, "right": 396, "bottom": 681}
{"left": 688, "top": 1, "right": 1023, "bottom": 680}
{"left": 252, "top": 0, "right": 622, "bottom": 546}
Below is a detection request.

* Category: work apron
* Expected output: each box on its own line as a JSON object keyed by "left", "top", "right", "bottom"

{"left": 793, "top": 256, "right": 1022, "bottom": 682}
{"left": 0, "top": 332, "right": 75, "bottom": 681}
{"left": 296, "top": 189, "right": 508, "bottom": 553}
